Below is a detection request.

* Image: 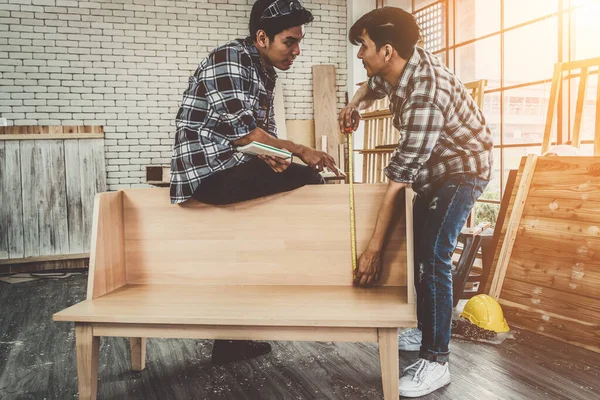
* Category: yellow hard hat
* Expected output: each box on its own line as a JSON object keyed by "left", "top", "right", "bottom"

{"left": 460, "top": 294, "right": 510, "bottom": 333}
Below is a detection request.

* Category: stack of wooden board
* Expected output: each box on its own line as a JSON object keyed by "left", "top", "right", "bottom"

{"left": 486, "top": 156, "right": 600, "bottom": 353}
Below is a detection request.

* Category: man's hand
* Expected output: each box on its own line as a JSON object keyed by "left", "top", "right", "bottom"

{"left": 338, "top": 104, "right": 361, "bottom": 133}
{"left": 353, "top": 249, "right": 382, "bottom": 287}
{"left": 259, "top": 155, "right": 291, "bottom": 173}
{"left": 298, "top": 147, "right": 340, "bottom": 175}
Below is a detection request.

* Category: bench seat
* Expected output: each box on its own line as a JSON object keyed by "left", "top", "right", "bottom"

{"left": 54, "top": 284, "right": 415, "bottom": 327}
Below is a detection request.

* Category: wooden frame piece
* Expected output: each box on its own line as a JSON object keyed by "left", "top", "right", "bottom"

{"left": 541, "top": 57, "right": 600, "bottom": 154}
{"left": 488, "top": 154, "right": 538, "bottom": 299}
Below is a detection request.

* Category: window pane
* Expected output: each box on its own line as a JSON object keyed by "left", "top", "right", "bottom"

{"left": 504, "top": 18, "right": 558, "bottom": 86}
{"left": 568, "top": 74, "right": 598, "bottom": 142}
{"left": 504, "top": 0, "right": 558, "bottom": 28}
{"left": 483, "top": 92, "right": 501, "bottom": 145}
{"left": 571, "top": 4, "right": 600, "bottom": 60}
{"left": 502, "top": 83, "right": 552, "bottom": 144}
{"left": 455, "top": 0, "right": 500, "bottom": 43}
{"left": 455, "top": 35, "right": 501, "bottom": 89}
{"left": 415, "top": 2, "right": 446, "bottom": 52}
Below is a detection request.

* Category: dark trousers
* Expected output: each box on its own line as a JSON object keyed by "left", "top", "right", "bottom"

{"left": 192, "top": 158, "right": 324, "bottom": 205}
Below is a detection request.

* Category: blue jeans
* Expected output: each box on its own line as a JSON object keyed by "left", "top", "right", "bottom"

{"left": 412, "top": 174, "right": 488, "bottom": 362}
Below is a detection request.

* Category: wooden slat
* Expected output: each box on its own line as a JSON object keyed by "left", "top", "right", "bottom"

{"left": 489, "top": 154, "right": 538, "bottom": 299}
{"left": 312, "top": 65, "right": 340, "bottom": 166}
{"left": 93, "top": 324, "right": 380, "bottom": 343}
{"left": 572, "top": 67, "right": 589, "bottom": 148}
{"left": 5, "top": 141, "right": 24, "bottom": 258}
{"left": 542, "top": 63, "right": 563, "bottom": 153}
{"left": 65, "top": 140, "right": 85, "bottom": 253}
{"left": 0, "top": 133, "right": 104, "bottom": 141}
{"left": 19, "top": 141, "right": 40, "bottom": 258}
{"left": 80, "top": 140, "right": 108, "bottom": 252}
{"left": 523, "top": 196, "right": 600, "bottom": 224}
{"left": 561, "top": 56, "right": 600, "bottom": 71}
{"left": 500, "top": 300, "right": 600, "bottom": 353}
{"left": 0, "top": 142, "right": 8, "bottom": 258}
{"left": 37, "top": 141, "right": 69, "bottom": 256}
{"left": 405, "top": 188, "right": 415, "bottom": 304}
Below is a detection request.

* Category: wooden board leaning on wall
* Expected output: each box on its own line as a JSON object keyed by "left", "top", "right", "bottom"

{"left": 486, "top": 156, "right": 600, "bottom": 353}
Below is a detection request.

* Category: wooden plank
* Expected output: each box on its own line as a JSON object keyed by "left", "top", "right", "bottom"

{"left": 37, "top": 141, "right": 69, "bottom": 256}
{"left": 0, "top": 141, "right": 8, "bottom": 259}
{"left": 312, "top": 65, "right": 341, "bottom": 165}
{"left": 87, "top": 191, "right": 126, "bottom": 300}
{"left": 561, "top": 56, "right": 600, "bottom": 70}
{"left": 523, "top": 196, "right": 600, "bottom": 224}
{"left": 20, "top": 141, "right": 40, "bottom": 258}
{"left": 505, "top": 242, "right": 600, "bottom": 300}
{"left": 572, "top": 67, "right": 589, "bottom": 148}
{"left": 405, "top": 188, "right": 415, "bottom": 304}
{"left": 501, "top": 278, "right": 600, "bottom": 325}
{"left": 93, "top": 324, "right": 380, "bottom": 343}
{"left": 489, "top": 154, "right": 538, "bottom": 299}
{"left": 5, "top": 141, "right": 24, "bottom": 258}
{"left": 0, "top": 133, "right": 104, "bottom": 141}
{"left": 80, "top": 140, "right": 107, "bottom": 253}
{"left": 519, "top": 214, "right": 600, "bottom": 238}
{"left": 500, "top": 300, "right": 600, "bottom": 353}
{"left": 65, "top": 140, "right": 85, "bottom": 253}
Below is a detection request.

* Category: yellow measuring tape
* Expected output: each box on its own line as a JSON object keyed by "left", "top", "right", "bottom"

{"left": 347, "top": 131, "right": 357, "bottom": 276}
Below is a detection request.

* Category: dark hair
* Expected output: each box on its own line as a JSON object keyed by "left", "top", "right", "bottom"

{"left": 249, "top": 0, "right": 314, "bottom": 41}
{"left": 349, "top": 7, "right": 420, "bottom": 59}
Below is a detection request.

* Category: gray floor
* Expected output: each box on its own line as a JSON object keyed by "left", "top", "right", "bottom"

{"left": 0, "top": 273, "right": 598, "bottom": 400}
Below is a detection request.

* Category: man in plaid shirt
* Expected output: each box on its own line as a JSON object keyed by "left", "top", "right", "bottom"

{"left": 339, "top": 7, "right": 493, "bottom": 397}
{"left": 171, "top": 0, "right": 340, "bottom": 365}
{"left": 171, "top": 0, "right": 338, "bottom": 206}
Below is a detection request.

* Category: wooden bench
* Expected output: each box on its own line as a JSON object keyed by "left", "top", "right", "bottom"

{"left": 53, "top": 184, "right": 417, "bottom": 400}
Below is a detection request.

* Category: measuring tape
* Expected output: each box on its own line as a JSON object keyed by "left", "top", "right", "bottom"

{"left": 347, "top": 130, "right": 357, "bottom": 276}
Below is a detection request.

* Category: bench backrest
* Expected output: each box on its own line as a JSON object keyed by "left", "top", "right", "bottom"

{"left": 87, "top": 185, "right": 413, "bottom": 298}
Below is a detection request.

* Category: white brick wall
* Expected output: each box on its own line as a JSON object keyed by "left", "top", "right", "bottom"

{"left": 0, "top": 0, "right": 348, "bottom": 189}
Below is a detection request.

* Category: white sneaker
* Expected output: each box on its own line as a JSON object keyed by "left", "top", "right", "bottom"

{"left": 398, "top": 328, "right": 422, "bottom": 351}
{"left": 399, "top": 358, "right": 451, "bottom": 398}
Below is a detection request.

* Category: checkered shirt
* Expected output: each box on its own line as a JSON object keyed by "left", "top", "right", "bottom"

{"left": 170, "top": 37, "right": 277, "bottom": 204}
{"left": 368, "top": 47, "right": 493, "bottom": 196}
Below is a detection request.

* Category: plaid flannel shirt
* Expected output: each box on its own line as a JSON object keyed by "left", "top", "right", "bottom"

{"left": 368, "top": 47, "right": 493, "bottom": 197}
{"left": 170, "top": 37, "right": 277, "bottom": 204}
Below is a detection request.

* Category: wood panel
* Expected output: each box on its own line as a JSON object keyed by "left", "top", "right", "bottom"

{"left": 486, "top": 156, "right": 600, "bottom": 353}
{"left": 88, "top": 191, "right": 126, "bottom": 300}
{"left": 312, "top": 65, "right": 341, "bottom": 165}
{"left": 122, "top": 185, "right": 409, "bottom": 287}
{"left": 0, "top": 136, "right": 106, "bottom": 262}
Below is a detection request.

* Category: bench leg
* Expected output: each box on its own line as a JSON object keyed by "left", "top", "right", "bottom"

{"left": 130, "top": 337, "right": 146, "bottom": 371}
{"left": 75, "top": 323, "right": 99, "bottom": 400}
{"left": 378, "top": 328, "right": 399, "bottom": 400}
